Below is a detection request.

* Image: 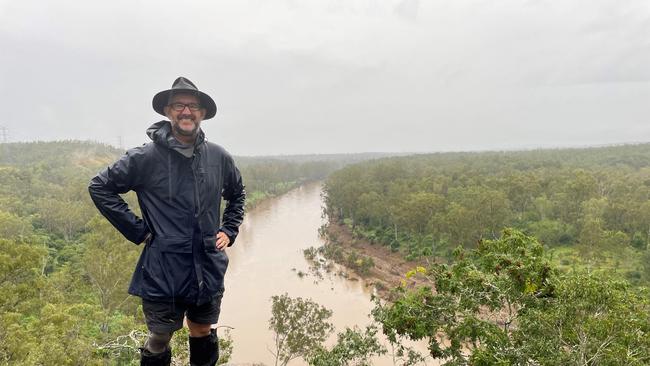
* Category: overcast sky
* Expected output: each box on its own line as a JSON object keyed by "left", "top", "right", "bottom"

{"left": 1, "top": 0, "right": 649, "bottom": 155}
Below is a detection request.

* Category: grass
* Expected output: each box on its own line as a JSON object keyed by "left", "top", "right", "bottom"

{"left": 548, "top": 245, "right": 649, "bottom": 286}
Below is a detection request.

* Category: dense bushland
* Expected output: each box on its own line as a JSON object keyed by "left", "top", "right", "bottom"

{"left": 0, "top": 141, "right": 344, "bottom": 365}
{"left": 324, "top": 144, "right": 650, "bottom": 284}
{"left": 373, "top": 229, "right": 650, "bottom": 365}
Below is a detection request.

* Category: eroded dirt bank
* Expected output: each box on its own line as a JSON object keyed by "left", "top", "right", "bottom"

{"left": 320, "top": 221, "right": 432, "bottom": 298}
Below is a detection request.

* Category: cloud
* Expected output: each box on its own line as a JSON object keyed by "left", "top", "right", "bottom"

{"left": 1, "top": 0, "right": 649, "bottom": 154}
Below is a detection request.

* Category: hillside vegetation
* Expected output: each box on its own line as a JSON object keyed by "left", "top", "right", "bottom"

{"left": 324, "top": 144, "right": 650, "bottom": 285}
{"left": 0, "top": 140, "right": 346, "bottom": 365}
{"left": 322, "top": 144, "right": 650, "bottom": 364}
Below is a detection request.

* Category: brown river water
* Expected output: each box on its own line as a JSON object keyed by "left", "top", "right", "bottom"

{"left": 219, "top": 182, "right": 431, "bottom": 365}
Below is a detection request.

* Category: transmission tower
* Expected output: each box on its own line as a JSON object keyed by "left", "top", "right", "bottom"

{"left": 0, "top": 126, "right": 8, "bottom": 143}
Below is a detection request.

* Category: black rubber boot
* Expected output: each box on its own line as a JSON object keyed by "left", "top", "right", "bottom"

{"left": 140, "top": 347, "right": 171, "bottom": 366}
{"left": 189, "top": 329, "right": 219, "bottom": 366}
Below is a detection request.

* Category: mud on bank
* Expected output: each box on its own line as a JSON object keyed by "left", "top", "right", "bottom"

{"left": 315, "top": 221, "right": 432, "bottom": 299}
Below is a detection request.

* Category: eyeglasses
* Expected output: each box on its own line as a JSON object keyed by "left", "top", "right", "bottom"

{"left": 169, "top": 102, "right": 202, "bottom": 111}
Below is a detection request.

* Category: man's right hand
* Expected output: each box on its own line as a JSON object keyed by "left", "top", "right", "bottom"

{"left": 216, "top": 231, "right": 230, "bottom": 250}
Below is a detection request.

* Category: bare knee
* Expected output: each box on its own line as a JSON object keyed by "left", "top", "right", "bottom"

{"left": 144, "top": 331, "right": 173, "bottom": 353}
{"left": 187, "top": 317, "right": 212, "bottom": 337}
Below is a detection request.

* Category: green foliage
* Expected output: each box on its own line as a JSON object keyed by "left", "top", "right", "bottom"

{"left": 324, "top": 144, "right": 650, "bottom": 283}
{"left": 0, "top": 141, "right": 121, "bottom": 168}
{"left": 527, "top": 219, "right": 574, "bottom": 247}
{"left": 34, "top": 197, "right": 94, "bottom": 240}
{"left": 1, "top": 303, "right": 105, "bottom": 366}
{"left": 269, "top": 293, "right": 334, "bottom": 366}
{"left": 0, "top": 238, "right": 48, "bottom": 315}
{"left": 308, "top": 244, "right": 375, "bottom": 276}
{"left": 373, "top": 229, "right": 650, "bottom": 365}
{"left": 216, "top": 329, "right": 235, "bottom": 365}
{"left": 0, "top": 210, "right": 33, "bottom": 239}
{"left": 82, "top": 217, "right": 141, "bottom": 323}
{"left": 168, "top": 327, "right": 234, "bottom": 365}
{"left": 170, "top": 328, "right": 191, "bottom": 365}
{"left": 0, "top": 141, "right": 348, "bottom": 365}
{"left": 308, "top": 326, "right": 386, "bottom": 366}
{"left": 517, "top": 274, "right": 650, "bottom": 365}
{"left": 236, "top": 158, "right": 343, "bottom": 208}
{"left": 345, "top": 251, "right": 374, "bottom": 276}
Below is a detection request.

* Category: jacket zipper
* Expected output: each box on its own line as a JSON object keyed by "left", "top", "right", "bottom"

{"left": 168, "top": 154, "right": 172, "bottom": 204}
{"left": 192, "top": 150, "right": 205, "bottom": 301}
{"left": 192, "top": 154, "right": 201, "bottom": 218}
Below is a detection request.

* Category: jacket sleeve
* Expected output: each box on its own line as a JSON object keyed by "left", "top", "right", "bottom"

{"left": 220, "top": 155, "right": 246, "bottom": 246}
{"left": 88, "top": 150, "right": 150, "bottom": 244}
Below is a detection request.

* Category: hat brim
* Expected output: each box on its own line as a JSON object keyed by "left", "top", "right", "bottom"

{"left": 152, "top": 89, "right": 217, "bottom": 120}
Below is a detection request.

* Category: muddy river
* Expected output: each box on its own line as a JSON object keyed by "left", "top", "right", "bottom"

{"left": 220, "top": 182, "right": 416, "bottom": 365}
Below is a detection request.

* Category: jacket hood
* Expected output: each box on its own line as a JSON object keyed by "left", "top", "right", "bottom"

{"left": 146, "top": 120, "right": 205, "bottom": 148}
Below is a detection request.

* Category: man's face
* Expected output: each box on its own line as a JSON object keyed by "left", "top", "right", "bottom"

{"left": 164, "top": 93, "right": 206, "bottom": 138}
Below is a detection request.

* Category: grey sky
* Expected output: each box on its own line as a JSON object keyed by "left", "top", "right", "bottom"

{"left": 1, "top": 0, "right": 649, "bottom": 155}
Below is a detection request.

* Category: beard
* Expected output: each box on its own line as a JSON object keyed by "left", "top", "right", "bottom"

{"left": 172, "top": 115, "right": 200, "bottom": 137}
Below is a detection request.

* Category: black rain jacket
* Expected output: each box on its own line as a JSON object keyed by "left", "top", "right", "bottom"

{"left": 88, "top": 121, "right": 245, "bottom": 305}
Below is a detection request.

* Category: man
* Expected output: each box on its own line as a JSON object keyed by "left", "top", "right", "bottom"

{"left": 89, "top": 77, "right": 245, "bottom": 366}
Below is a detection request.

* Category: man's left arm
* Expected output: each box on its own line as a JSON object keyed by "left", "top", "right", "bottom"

{"left": 218, "top": 157, "right": 246, "bottom": 248}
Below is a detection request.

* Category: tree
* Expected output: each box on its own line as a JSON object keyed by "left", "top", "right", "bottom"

{"left": 635, "top": 200, "right": 650, "bottom": 249}
{"left": 527, "top": 219, "right": 574, "bottom": 246}
{"left": 397, "top": 192, "right": 445, "bottom": 235}
{"left": 34, "top": 197, "right": 92, "bottom": 240}
{"left": 0, "top": 210, "right": 33, "bottom": 239}
{"left": 82, "top": 217, "right": 141, "bottom": 329}
{"left": 0, "top": 237, "right": 48, "bottom": 315}
{"left": 308, "top": 326, "right": 386, "bottom": 366}
{"left": 372, "top": 229, "right": 650, "bottom": 365}
{"left": 562, "top": 170, "right": 598, "bottom": 225}
{"left": 514, "top": 273, "right": 650, "bottom": 365}
{"left": 1, "top": 303, "right": 104, "bottom": 366}
{"left": 533, "top": 195, "right": 554, "bottom": 221}
{"left": 268, "top": 293, "right": 334, "bottom": 366}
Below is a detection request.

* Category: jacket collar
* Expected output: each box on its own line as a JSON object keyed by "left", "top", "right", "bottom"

{"left": 146, "top": 120, "right": 206, "bottom": 151}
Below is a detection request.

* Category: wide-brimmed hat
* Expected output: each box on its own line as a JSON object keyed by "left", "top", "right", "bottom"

{"left": 152, "top": 77, "right": 217, "bottom": 120}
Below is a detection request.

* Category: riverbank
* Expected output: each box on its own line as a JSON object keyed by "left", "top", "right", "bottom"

{"left": 321, "top": 221, "right": 431, "bottom": 299}
{"left": 245, "top": 181, "right": 300, "bottom": 209}
{"left": 244, "top": 180, "right": 316, "bottom": 212}
{"left": 222, "top": 182, "right": 411, "bottom": 366}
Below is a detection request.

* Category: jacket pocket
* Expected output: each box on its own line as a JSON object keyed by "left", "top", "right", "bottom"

{"left": 152, "top": 235, "right": 193, "bottom": 253}
{"left": 203, "top": 236, "right": 217, "bottom": 252}
{"left": 203, "top": 249, "right": 229, "bottom": 295}
{"left": 140, "top": 248, "right": 171, "bottom": 298}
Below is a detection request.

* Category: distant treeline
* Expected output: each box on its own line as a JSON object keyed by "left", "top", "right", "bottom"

{"left": 324, "top": 143, "right": 650, "bottom": 284}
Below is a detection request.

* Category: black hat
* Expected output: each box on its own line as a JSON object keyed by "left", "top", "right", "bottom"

{"left": 152, "top": 77, "right": 217, "bottom": 120}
